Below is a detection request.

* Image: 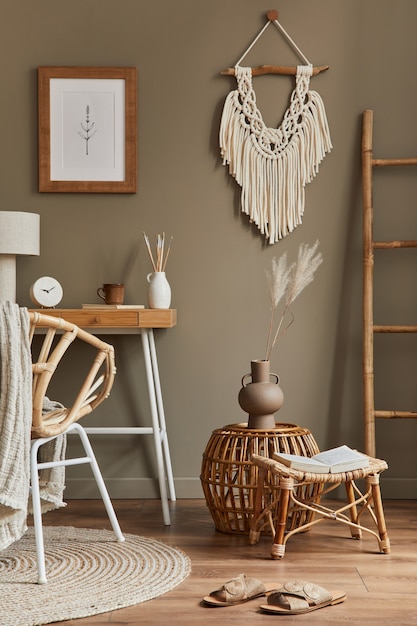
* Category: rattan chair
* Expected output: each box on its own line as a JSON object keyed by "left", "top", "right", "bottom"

{"left": 249, "top": 453, "right": 390, "bottom": 558}
{"left": 29, "top": 311, "right": 124, "bottom": 583}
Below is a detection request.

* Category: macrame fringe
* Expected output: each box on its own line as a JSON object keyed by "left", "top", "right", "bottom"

{"left": 219, "top": 67, "right": 332, "bottom": 244}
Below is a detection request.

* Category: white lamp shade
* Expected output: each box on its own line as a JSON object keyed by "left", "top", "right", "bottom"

{"left": 0, "top": 211, "right": 40, "bottom": 302}
{"left": 0, "top": 211, "right": 40, "bottom": 255}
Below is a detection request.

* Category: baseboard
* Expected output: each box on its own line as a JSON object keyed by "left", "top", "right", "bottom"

{"left": 380, "top": 477, "right": 417, "bottom": 499}
{"left": 64, "top": 476, "right": 416, "bottom": 500}
{"left": 64, "top": 477, "right": 205, "bottom": 499}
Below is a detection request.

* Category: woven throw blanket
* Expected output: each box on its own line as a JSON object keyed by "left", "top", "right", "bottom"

{"left": 219, "top": 65, "right": 332, "bottom": 243}
{"left": 0, "top": 302, "right": 66, "bottom": 551}
{"left": 0, "top": 302, "right": 32, "bottom": 549}
{"left": 32, "top": 398, "right": 67, "bottom": 515}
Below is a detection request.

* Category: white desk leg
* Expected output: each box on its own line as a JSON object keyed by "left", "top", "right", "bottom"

{"left": 141, "top": 328, "right": 172, "bottom": 525}
{"left": 148, "top": 329, "right": 176, "bottom": 502}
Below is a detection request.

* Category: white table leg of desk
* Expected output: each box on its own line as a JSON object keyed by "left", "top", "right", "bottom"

{"left": 148, "top": 328, "right": 176, "bottom": 502}
{"left": 140, "top": 328, "right": 173, "bottom": 525}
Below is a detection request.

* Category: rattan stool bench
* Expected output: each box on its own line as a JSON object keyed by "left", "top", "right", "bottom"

{"left": 249, "top": 453, "right": 391, "bottom": 558}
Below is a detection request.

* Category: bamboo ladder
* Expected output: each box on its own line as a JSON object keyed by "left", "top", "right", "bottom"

{"left": 361, "top": 109, "right": 417, "bottom": 457}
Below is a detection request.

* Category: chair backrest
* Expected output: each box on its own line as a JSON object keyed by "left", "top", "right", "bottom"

{"left": 29, "top": 311, "right": 116, "bottom": 438}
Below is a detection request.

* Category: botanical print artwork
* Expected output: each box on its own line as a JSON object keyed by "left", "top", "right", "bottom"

{"left": 49, "top": 78, "right": 125, "bottom": 181}
{"left": 78, "top": 105, "right": 97, "bottom": 156}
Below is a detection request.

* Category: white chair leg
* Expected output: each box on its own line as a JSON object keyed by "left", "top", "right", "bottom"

{"left": 71, "top": 423, "right": 125, "bottom": 543}
{"left": 30, "top": 438, "right": 48, "bottom": 584}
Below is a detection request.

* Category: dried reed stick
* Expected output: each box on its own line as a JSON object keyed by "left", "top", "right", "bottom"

{"left": 162, "top": 235, "right": 173, "bottom": 271}
{"left": 143, "top": 231, "right": 173, "bottom": 273}
{"left": 143, "top": 232, "right": 157, "bottom": 271}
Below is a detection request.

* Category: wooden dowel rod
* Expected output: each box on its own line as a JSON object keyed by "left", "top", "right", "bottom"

{"left": 373, "top": 240, "right": 417, "bottom": 249}
{"left": 374, "top": 325, "right": 417, "bottom": 333}
{"left": 220, "top": 64, "right": 329, "bottom": 77}
{"left": 374, "top": 410, "right": 417, "bottom": 418}
{"left": 373, "top": 158, "right": 417, "bottom": 166}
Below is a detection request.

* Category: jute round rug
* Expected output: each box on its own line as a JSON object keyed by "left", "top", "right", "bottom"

{"left": 0, "top": 526, "right": 191, "bottom": 626}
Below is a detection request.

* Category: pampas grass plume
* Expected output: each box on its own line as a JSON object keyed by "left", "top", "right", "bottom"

{"left": 265, "top": 240, "right": 323, "bottom": 360}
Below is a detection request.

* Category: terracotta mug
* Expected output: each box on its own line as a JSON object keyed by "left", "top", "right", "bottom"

{"left": 97, "top": 283, "right": 124, "bottom": 305}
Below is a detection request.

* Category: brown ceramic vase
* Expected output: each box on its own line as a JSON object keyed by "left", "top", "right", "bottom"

{"left": 238, "top": 359, "right": 284, "bottom": 429}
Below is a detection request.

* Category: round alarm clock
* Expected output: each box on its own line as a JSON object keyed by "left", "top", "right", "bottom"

{"left": 30, "top": 276, "right": 64, "bottom": 308}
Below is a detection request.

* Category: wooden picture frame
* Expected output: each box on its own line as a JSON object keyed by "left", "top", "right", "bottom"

{"left": 38, "top": 66, "right": 137, "bottom": 193}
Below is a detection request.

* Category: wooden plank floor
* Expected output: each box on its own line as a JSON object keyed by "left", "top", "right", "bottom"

{"left": 36, "top": 498, "right": 417, "bottom": 625}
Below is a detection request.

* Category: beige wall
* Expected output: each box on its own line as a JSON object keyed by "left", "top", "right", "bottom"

{"left": 2, "top": 0, "right": 417, "bottom": 499}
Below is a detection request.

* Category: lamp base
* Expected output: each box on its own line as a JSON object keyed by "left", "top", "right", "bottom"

{"left": 0, "top": 255, "right": 17, "bottom": 302}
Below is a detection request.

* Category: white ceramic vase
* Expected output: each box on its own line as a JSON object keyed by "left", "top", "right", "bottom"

{"left": 147, "top": 272, "right": 171, "bottom": 309}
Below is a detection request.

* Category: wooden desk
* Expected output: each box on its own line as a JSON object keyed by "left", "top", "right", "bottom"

{"left": 31, "top": 308, "right": 177, "bottom": 525}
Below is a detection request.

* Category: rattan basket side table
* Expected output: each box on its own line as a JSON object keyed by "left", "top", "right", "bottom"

{"left": 200, "top": 422, "right": 322, "bottom": 535}
{"left": 250, "top": 453, "right": 391, "bottom": 557}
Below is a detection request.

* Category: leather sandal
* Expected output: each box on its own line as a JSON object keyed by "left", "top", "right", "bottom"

{"left": 259, "top": 580, "right": 346, "bottom": 614}
{"left": 203, "top": 573, "right": 274, "bottom": 607}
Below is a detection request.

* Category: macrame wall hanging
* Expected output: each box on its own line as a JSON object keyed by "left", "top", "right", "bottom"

{"left": 219, "top": 10, "right": 332, "bottom": 244}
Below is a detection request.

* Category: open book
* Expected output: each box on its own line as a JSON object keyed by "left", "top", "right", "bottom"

{"left": 272, "top": 445, "right": 369, "bottom": 474}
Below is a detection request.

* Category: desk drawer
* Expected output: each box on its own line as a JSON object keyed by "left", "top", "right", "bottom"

{"left": 65, "top": 311, "right": 141, "bottom": 327}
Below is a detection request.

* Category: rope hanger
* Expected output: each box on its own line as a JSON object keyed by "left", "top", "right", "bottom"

{"left": 221, "top": 9, "right": 329, "bottom": 77}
